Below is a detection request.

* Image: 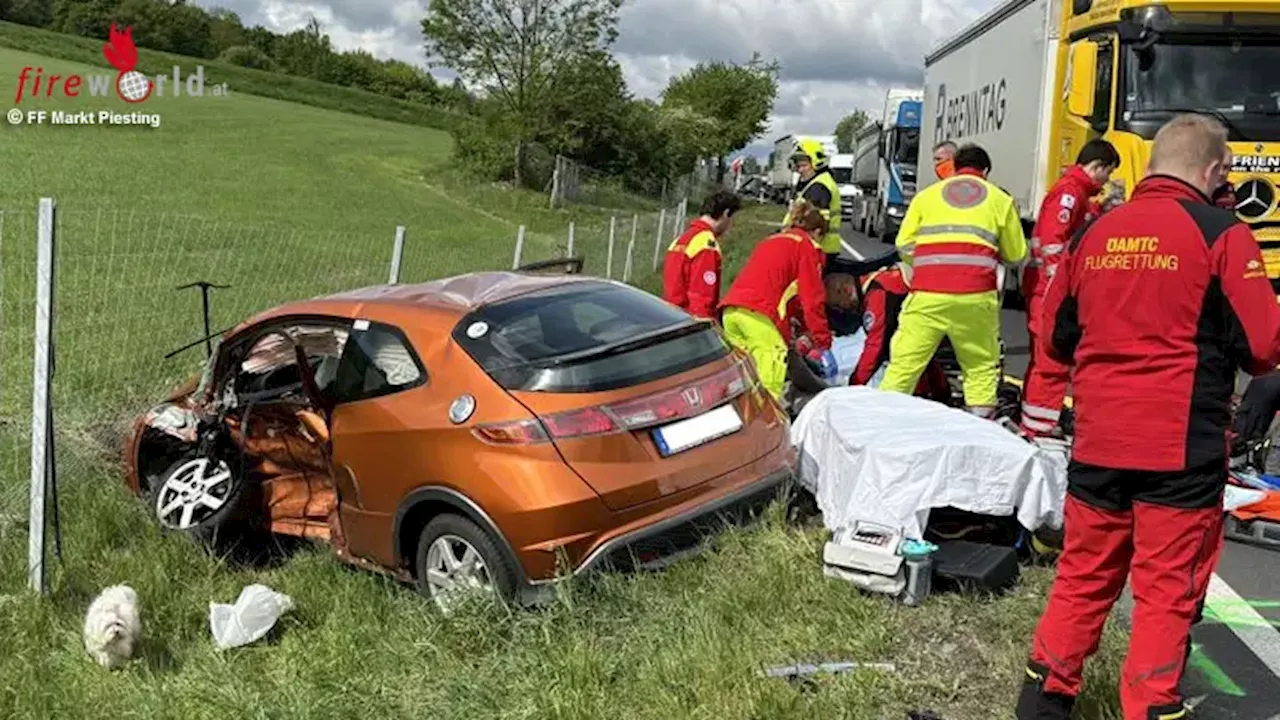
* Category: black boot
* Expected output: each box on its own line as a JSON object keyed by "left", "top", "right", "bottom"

{"left": 1015, "top": 661, "right": 1075, "bottom": 720}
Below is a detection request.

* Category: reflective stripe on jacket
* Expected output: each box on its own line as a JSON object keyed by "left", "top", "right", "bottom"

{"left": 662, "top": 219, "right": 722, "bottom": 319}
{"left": 895, "top": 169, "right": 1027, "bottom": 294}
{"left": 783, "top": 169, "right": 843, "bottom": 255}
{"left": 720, "top": 228, "right": 832, "bottom": 350}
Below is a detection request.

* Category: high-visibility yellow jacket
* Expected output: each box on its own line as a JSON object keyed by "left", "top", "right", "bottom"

{"left": 895, "top": 169, "right": 1027, "bottom": 294}
{"left": 783, "top": 169, "right": 843, "bottom": 255}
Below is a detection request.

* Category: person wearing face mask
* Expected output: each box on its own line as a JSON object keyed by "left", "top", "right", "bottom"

{"left": 932, "top": 141, "right": 957, "bottom": 180}
{"left": 1018, "top": 139, "right": 1121, "bottom": 438}
{"left": 1015, "top": 114, "right": 1280, "bottom": 720}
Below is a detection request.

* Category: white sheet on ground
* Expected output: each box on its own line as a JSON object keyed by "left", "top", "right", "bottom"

{"left": 790, "top": 386, "right": 1068, "bottom": 540}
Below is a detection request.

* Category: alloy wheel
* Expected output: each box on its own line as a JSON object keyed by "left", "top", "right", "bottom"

{"left": 154, "top": 457, "right": 233, "bottom": 530}
{"left": 424, "top": 534, "right": 495, "bottom": 612}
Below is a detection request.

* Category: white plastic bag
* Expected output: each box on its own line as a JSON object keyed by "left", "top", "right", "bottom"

{"left": 209, "top": 584, "right": 295, "bottom": 650}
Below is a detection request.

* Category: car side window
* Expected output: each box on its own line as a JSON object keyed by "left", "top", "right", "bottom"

{"left": 328, "top": 322, "right": 426, "bottom": 404}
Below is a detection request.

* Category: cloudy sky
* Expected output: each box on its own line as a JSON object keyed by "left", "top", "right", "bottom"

{"left": 194, "top": 0, "right": 1000, "bottom": 158}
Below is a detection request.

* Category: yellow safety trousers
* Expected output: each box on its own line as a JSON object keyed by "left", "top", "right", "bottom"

{"left": 722, "top": 307, "right": 788, "bottom": 401}
{"left": 879, "top": 290, "right": 1001, "bottom": 407}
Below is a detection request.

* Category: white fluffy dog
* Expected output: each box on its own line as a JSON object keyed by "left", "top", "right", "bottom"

{"left": 83, "top": 584, "right": 142, "bottom": 669}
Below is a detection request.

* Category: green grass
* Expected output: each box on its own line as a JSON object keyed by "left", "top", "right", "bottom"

{"left": 0, "top": 474, "right": 1130, "bottom": 720}
{"left": 0, "top": 20, "right": 469, "bottom": 133}
{"left": 0, "top": 41, "right": 1131, "bottom": 720}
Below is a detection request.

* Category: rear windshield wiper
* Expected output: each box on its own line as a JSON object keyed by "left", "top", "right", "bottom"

{"left": 527, "top": 320, "right": 711, "bottom": 368}
{"left": 1131, "top": 107, "right": 1251, "bottom": 140}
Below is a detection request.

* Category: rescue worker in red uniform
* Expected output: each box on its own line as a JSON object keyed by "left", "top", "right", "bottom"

{"left": 720, "top": 199, "right": 835, "bottom": 400}
{"left": 662, "top": 190, "right": 742, "bottom": 319}
{"left": 1019, "top": 139, "right": 1121, "bottom": 437}
{"left": 850, "top": 266, "right": 951, "bottom": 401}
{"left": 1016, "top": 114, "right": 1280, "bottom": 720}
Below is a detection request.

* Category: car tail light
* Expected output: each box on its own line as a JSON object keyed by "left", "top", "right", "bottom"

{"left": 472, "top": 360, "right": 752, "bottom": 445}
{"left": 541, "top": 406, "right": 616, "bottom": 437}
{"left": 473, "top": 408, "right": 619, "bottom": 445}
{"left": 473, "top": 418, "right": 549, "bottom": 445}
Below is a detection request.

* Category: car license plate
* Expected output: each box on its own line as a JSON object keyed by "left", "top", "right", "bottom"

{"left": 651, "top": 403, "right": 743, "bottom": 457}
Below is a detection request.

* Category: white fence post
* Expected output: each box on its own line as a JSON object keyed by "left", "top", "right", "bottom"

{"left": 567, "top": 221, "right": 575, "bottom": 257}
{"left": 28, "top": 197, "right": 55, "bottom": 596}
{"left": 606, "top": 216, "right": 616, "bottom": 279}
{"left": 624, "top": 214, "right": 638, "bottom": 282}
{"left": 388, "top": 226, "right": 405, "bottom": 284}
{"left": 652, "top": 208, "right": 666, "bottom": 271}
{"left": 549, "top": 155, "right": 560, "bottom": 209}
{"left": 512, "top": 225, "right": 526, "bottom": 270}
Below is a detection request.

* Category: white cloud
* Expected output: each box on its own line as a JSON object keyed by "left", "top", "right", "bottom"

{"left": 195, "top": 0, "right": 1003, "bottom": 155}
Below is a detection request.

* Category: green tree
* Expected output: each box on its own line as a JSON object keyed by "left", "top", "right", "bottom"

{"left": 834, "top": 109, "right": 870, "bottom": 153}
{"left": 660, "top": 53, "right": 780, "bottom": 181}
{"left": 741, "top": 155, "right": 761, "bottom": 175}
{"left": 421, "top": 0, "right": 625, "bottom": 188}
{"left": 3, "top": 0, "right": 54, "bottom": 27}
{"left": 207, "top": 7, "right": 247, "bottom": 55}
{"left": 538, "top": 51, "right": 631, "bottom": 170}
{"left": 51, "top": 0, "right": 114, "bottom": 38}
{"left": 274, "top": 16, "right": 332, "bottom": 78}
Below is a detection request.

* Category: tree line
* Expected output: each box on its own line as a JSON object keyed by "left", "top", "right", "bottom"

{"left": 2, "top": 0, "right": 783, "bottom": 199}
{"left": 1, "top": 0, "right": 474, "bottom": 108}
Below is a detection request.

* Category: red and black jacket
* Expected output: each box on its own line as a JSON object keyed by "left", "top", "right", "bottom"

{"left": 848, "top": 268, "right": 951, "bottom": 400}
{"left": 1023, "top": 165, "right": 1102, "bottom": 299}
{"left": 1042, "top": 175, "right": 1280, "bottom": 472}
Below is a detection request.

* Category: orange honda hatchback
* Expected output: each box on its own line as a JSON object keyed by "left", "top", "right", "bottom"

{"left": 123, "top": 271, "right": 795, "bottom": 609}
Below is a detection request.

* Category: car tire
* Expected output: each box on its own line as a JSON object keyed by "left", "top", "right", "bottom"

{"left": 146, "top": 452, "right": 262, "bottom": 550}
{"left": 414, "top": 514, "right": 518, "bottom": 612}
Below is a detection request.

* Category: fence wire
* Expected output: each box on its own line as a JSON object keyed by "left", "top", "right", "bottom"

{"left": 513, "top": 200, "right": 686, "bottom": 290}
{"left": 549, "top": 155, "right": 725, "bottom": 214}
{"left": 1, "top": 208, "right": 36, "bottom": 590}
{"left": 2, "top": 192, "right": 697, "bottom": 595}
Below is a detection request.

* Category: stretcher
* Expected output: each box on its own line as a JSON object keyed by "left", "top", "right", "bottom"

{"left": 1225, "top": 470, "right": 1280, "bottom": 548}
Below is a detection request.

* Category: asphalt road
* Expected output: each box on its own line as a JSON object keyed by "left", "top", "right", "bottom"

{"left": 840, "top": 223, "right": 1280, "bottom": 718}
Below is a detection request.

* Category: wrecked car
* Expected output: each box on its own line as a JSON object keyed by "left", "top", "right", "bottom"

{"left": 123, "top": 271, "right": 794, "bottom": 610}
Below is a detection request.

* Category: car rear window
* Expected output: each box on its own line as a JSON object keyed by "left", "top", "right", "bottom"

{"left": 453, "top": 281, "right": 730, "bottom": 392}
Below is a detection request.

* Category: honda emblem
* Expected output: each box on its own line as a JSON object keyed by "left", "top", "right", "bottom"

{"left": 682, "top": 387, "right": 702, "bottom": 407}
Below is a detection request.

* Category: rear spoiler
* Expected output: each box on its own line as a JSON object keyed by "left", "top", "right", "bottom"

{"left": 516, "top": 257, "right": 584, "bottom": 275}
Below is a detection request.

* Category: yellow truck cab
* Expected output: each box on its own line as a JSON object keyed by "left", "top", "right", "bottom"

{"left": 1060, "top": 0, "right": 1280, "bottom": 291}
{"left": 918, "top": 0, "right": 1280, "bottom": 300}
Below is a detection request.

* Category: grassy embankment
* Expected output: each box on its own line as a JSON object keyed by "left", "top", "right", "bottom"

{"left": 0, "top": 29, "right": 1129, "bottom": 720}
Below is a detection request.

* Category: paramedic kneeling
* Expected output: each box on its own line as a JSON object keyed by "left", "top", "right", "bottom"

{"left": 720, "top": 199, "right": 833, "bottom": 401}
{"left": 1016, "top": 114, "right": 1280, "bottom": 720}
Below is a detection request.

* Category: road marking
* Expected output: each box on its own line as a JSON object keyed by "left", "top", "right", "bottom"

{"left": 839, "top": 237, "right": 864, "bottom": 260}
{"left": 1206, "top": 573, "right": 1280, "bottom": 677}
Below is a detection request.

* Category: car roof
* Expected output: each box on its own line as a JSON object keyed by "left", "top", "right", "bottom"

{"left": 237, "top": 271, "right": 619, "bottom": 332}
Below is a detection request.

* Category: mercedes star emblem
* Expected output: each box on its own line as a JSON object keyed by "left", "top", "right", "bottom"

{"left": 1235, "top": 179, "right": 1275, "bottom": 221}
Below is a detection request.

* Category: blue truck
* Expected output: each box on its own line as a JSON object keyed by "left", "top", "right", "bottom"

{"left": 850, "top": 88, "right": 923, "bottom": 242}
